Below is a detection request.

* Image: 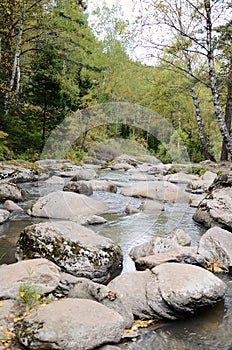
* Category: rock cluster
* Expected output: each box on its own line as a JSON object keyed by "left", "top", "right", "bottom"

{"left": 0, "top": 157, "right": 231, "bottom": 350}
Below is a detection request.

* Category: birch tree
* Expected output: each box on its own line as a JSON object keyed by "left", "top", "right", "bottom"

{"left": 133, "top": 0, "right": 232, "bottom": 159}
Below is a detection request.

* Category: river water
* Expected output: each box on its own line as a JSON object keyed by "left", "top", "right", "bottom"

{"left": 1, "top": 169, "right": 232, "bottom": 350}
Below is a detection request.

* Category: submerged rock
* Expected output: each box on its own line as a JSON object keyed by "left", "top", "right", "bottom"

{"left": 15, "top": 298, "right": 124, "bottom": 350}
{"left": 28, "top": 190, "right": 108, "bottom": 221}
{"left": 16, "top": 221, "right": 123, "bottom": 284}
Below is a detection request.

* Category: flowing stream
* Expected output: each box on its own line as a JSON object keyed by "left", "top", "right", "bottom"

{"left": 1, "top": 169, "right": 232, "bottom": 350}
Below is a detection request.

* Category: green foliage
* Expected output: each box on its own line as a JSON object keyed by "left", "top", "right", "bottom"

{"left": 0, "top": 0, "right": 229, "bottom": 163}
{"left": 166, "top": 165, "right": 183, "bottom": 174}
{"left": 66, "top": 147, "right": 87, "bottom": 164}
{"left": 185, "top": 166, "right": 208, "bottom": 176}
{"left": 18, "top": 284, "right": 44, "bottom": 311}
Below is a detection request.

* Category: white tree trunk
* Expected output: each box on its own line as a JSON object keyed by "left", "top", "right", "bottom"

{"left": 4, "top": 0, "right": 26, "bottom": 114}
{"left": 204, "top": 0, "right": 232, "bottom": 157}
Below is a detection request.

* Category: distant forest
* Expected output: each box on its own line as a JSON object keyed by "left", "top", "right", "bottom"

{"left": 0, "top": 0, "right": 231, "bottom": 163}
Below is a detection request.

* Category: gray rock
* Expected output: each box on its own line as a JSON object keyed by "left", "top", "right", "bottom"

{"left": 3, "top": 199, "right": 23, "bottom": 211}
{"left": 71, "top": 168, "right": 97, "bottom": 181}
{"left": 130, "top": 173, "right": 157, "bottom": 181}
{"left": 16, "top": 221, "right": 123, "bottom": 284}
{"left": 135, "top": 246, "right": 206, "bottom": 270}
{"left": 193, "top": 172, "right": 232, "bottom": 229}
{"left": 90, "top": 180, "right": 117, "bottom": 193}
{"left": 79, "top": 215, "right": 107, "bottom": 225}
{"left": 151, "top": 263, "right": 226, "bottom": 315}
{"left": 63, "top": 181, "right": 93, "bottom": 196}
{"left": 186, "top": 171, "right": 217, "bottom": 194}
{"left": 139, "top": 199, "right": 164, "bottom": 212}
{"left": 108, "top": 270, "right": 156, "bottom": 320}
{"left": 0, "top": 299, "right": 16, "bottom": 336}
{"left": 108, "top": 263, "right": 225, "bottom": 321}
{"left": 165, "top": 172, "right": 198, "bottom": 184}
{"left": 0, "top": 161, "right": 38, "bottom": 183}
{"left": 125, "top": 204, "right": 140, "bottom": 214}
{"left": 0, "top": 209, "right": 10, "bottom": 224}
{"left": 130, "top": 229, "right": 191, "bottom": 260}
{"left": 97, "top": 346, "right": 121, "bottom": 350}
{"left": 36, "top": 159, "right": 80, "bottom": 178}
{"left": 0, "top": 258, "right": 60, "bottom": 299}
{"left": 121, "top": 181, "right": 189, "bottom": 203}
{"left": 15, "top": 298, "right": 124, "bottom": 350}
{"left": 44, "top": 175, "right": 65, "bottom": 185}
{"left": 198, "top": 226, "right": 232, "bottom": 270}
{"left": 189, "top": 194, "right": 205, "bottom": 207}
{"left": 67, "top": 277, "right": 133, "bottom": 328}
{"left": 0, "top": 182, "right": 25, "bottom": 202}
{"left": 28, "top": 190, "right": 108, "bottom": 220}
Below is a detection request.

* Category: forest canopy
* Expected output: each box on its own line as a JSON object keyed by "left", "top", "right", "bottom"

{"left": 0, "top": 0, "right": 231, "bottom": 163}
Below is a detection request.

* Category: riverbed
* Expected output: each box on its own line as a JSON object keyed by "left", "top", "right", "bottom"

{"left": 1, "top": 169, "right": 232, "bottom": 350}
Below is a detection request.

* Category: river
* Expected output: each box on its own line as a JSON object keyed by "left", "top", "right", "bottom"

{"left": 1, "top": 169, "right": 232, "bottom": 350}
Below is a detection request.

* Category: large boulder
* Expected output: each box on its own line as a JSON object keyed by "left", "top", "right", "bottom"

{"left": 28, "top": 190, "right": 108, "bottom": 221}
{"left": 0, "top": 258, "right": 61, "bottom": 299}
{"left": 0, "top": 160, "right": 38, "bottom": 183}
{"left": 36, "top": 159, "right": 81, "bottom": 178}
{"left": 0, "top": 182, "right": 25, "bottom": 202}
{"left": 198, "top": 226, "right": 232, "bottom": 271}
{"left": 0, "top": 209, "right": 10, "bottom": 224}
{"left": 67, "top": 277, "right": 133, "bottom": 328}
{"left": 16, "top": 221, "right": 123, "bottom": 284}
{"left": 186, "top": 171, "right": 217, "bottom": 194}
{"left": 130, "top": 229, "right": 192, "bottom": 260}
{"left": 193, "top": 171, "right": 232, "bottom": 229}
{"left": 108, "top": 270, "right": 156, "bottom": 320}
{"left": 121, "top": 181, "right": 189, "bottom": 203}
{"left": 151, "top": 263, "right": 225, "bottom": 315}
{"left": 15, "top": 298, "right": 124, "bottom": 350}
{"left": 108, "top": 263, "right": 225, "bottom": 320}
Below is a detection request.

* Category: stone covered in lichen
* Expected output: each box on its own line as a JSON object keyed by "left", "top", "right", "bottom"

{"left": 16, "top": 221, "right": 123, "bottom": 284}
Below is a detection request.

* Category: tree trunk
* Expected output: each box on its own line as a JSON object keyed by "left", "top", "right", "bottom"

{"left": 220, "top": 56, "right": 232, "bottom": 161}
{"left": 185, "top": 53, "right": 216, "bottom": 161}
{"left": 4, "top": 0, "right": 26, "bottom": 115}
{"left": 204, "top": 0, "right": 232, "bottom": 157}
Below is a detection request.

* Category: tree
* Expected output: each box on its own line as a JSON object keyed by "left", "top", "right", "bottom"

{"left": 132, "top": 0, "right": 232, "bottom": 159}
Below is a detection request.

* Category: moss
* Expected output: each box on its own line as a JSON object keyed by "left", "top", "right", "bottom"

{"left": 166, "top": 165, "right": 183, "bottom": 174}
{"left": 185, "top": 166, "right": 209, "bottom": 176}
{"left": 0, "top": 160, "right": 39, "bottom": 171}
